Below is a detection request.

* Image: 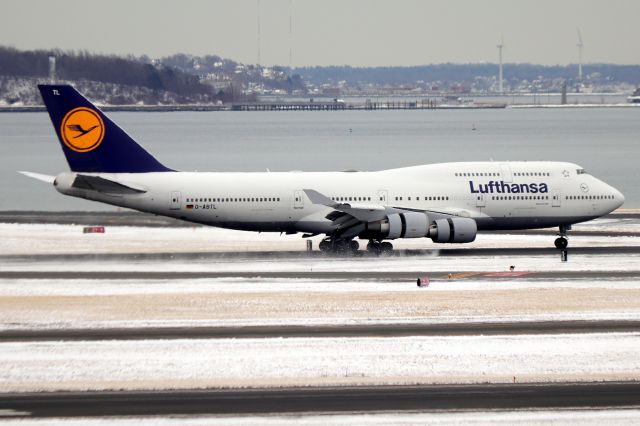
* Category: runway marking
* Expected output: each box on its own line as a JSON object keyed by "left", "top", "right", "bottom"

{"left": 483, "top": 272, "right": 532, "bottom": 277}
{"left": 444, "top": 272, "right": 481, "bottom": 279}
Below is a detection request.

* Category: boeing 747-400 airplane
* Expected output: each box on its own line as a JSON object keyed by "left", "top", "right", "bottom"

{"left": 22, "top": 85, "right": 625, "bottom": 254}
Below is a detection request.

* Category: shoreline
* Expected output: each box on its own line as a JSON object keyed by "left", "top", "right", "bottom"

{"left": 2, "top": 103, "right": 638, "bottom": 113}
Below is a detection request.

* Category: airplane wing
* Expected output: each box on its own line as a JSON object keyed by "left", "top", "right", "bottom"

{"left": 303, "top": 189, "right": 387, "bottom": 222}
{"left": 303, "top": 188, "right": 476, "bottom": 239}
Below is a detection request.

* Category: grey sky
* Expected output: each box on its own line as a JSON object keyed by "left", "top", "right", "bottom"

{"left": 2, "top": 0, "right": 639, "bottom": 66}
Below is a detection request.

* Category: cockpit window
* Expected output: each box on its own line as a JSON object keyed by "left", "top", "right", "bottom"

{"left": 577, "top": 169, "right": 586, "bottom": 175}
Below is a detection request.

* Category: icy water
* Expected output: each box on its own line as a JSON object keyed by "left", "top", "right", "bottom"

{"left": 1, "top": 107, "right": 639, "bottom": 210}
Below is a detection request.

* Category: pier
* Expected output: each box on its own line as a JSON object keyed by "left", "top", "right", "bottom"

{"left": 231, "top": 101, "right": 347, "bottom": 111}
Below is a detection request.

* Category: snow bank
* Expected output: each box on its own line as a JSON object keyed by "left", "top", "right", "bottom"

{"left": 1, "top": 333, "right": 638, "bottom": 392}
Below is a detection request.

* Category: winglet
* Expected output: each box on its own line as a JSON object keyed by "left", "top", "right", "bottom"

{"left": 19, "top": 171, "right": 55, "bottom": 183}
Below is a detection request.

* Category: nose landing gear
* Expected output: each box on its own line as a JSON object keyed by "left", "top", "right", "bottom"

{"left": 554, "top": 225, "right": 571, "bottom": 249}
{"left": 555, "top": 225, "right": 570, "bottom": 262}
{"left": 554, "top": 236, "right": 568, "bottom": 249}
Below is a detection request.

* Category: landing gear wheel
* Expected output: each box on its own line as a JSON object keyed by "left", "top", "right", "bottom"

{"left": 366, "top": 241, "right": 381, "bottom": 256}
{"left": 319, "top": 240, "right": 331, "bottom": 252}
{"left": 333, "top": 239, "right": 347, "bottom": 254}
{"left": 554, "top": 237, "right": 568, "bottom": 250}
{"left": 349, "top": 240, "right": 360, "bottom": 253}
{"left": 380, "top": 241, "right": 394, "bottom": 255}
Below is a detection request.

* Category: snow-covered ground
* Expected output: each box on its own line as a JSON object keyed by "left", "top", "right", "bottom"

{"left": 2, "top": 409, "right": 640, "bottom": 425}
{"left": 1, "top": 221, "right": 639, "bottom": 330}
{"left": 0, "top": 219, "right": 639, "bottom": 257}
{"left": 2, "top": 251, "right": 639, "bottom": 273}
{"left": 0, "top": 220, "right": 639, "bottom": 393}
{"left": 2, "top": 277, "right": 640, "bottom": 297}
{"left": 1, "top": 333, "right": 638, "bottom": 392}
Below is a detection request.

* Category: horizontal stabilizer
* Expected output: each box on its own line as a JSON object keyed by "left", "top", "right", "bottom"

{"left": 18, "top": 171, "right": 55, "bottom": 183}
{"left": 73, "top": 174, "right": 146, "bottom": 194}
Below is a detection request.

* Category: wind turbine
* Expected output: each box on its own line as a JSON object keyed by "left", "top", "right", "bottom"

{"left": 576, "top": 29, "right": 583, "bottom": 81}
{"left": 257, "top": 0, "right": 261, "bottom": 66}
{"left": 497, "top": 36, "right": 504, "bottom": 94}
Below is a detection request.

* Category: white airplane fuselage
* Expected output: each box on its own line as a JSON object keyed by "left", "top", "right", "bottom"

{"left": 53, "top": 161, "right": 624, "bottom": 238}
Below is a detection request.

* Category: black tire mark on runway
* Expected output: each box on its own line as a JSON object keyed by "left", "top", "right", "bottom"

{"left": 2, "top": 320, "right": 640, "bottom": 342}
{"left": 1, "top": 382, "right": 639, "bottom": 417}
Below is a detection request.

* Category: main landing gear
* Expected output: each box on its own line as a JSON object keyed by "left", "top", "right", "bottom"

{"left": 319, "top": 238, "right": 360, "bottom": 255}
{"left": 554, "top": 225, "right": 570, "bottom": 249}
{"left": 366, "top": 240, "right": 394, "bottom": 255}
{"left": 318, "top": 238, "right": 395, "bottom": 255}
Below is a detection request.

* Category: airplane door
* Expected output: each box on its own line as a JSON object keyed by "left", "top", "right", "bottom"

{"left": 170, "top": 191, "right": 181, "bottom": 210}
{"left": 293, "top": 190, "right": 304, "bottom": 209}
{"left": 552, "top": 189, "right": 561, "bottom": 207}
{"left": 377, "top": 190, "right": 388, "bottom": 206}
{"left": 500, "top": 164, "right": 513, "bottom": 183}
{"left": 476, "top": 193, "right": 486, "bottom": 208}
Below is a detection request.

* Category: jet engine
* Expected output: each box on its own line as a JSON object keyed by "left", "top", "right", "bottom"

{"left": 428, "top": 217, "right": 477, "bottom": 243}
{"left": 364, "top": 212, "right": 477, "bottom": 243}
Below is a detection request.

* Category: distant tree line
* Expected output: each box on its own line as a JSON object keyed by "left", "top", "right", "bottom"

{"left": 295, "top": 63, "right": 640, "bottom": 86}
{"left": 0, "top": 46, "right": 216, "bottom": 100}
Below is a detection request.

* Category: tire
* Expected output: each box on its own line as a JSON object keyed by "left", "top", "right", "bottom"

{"left": 319, "top": 240, "right": 331, "bottom": 252}
{"left": 349, "top": 240, "right": 359, "bottom": 253}
{"left": 554, "top": 237, "right": 568, "bottom": 249}
{"left": 381, "top": 241, "right": 394, "bottom": 254}
{"left": 366, "top": 241, "right": 381, "bottom": 256}
{"left": 333, "top": 240, "right": 347, "bottom": 254}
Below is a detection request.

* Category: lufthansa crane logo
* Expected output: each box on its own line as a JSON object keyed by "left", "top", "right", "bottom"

{"left": 60, "top": 107, "right": 105, "bottom": 153}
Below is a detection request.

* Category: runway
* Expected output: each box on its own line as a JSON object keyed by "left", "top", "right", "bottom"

{"left": 1, "top": 382, "right": 639, "bottom": 417}
{"left": 1, "top": 218, "right": 639, "bottom": 416}
{"left": 3, "top": 319, "right": 639, "bottom": 342}
{"left": 2, "top": 245, "right": 640, "bottom": 263}
{"left": 2, "top": 269, "right": 640, "bottom": 280}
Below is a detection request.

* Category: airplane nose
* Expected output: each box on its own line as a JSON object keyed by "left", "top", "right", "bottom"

{"left": 612, "top": 186, "right": 625, "bottom": 209}
{"left": 617, "top": 190, "right": 625, "bottom": 207}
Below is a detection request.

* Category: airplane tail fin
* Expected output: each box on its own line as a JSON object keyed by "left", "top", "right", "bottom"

{"left": 38, "top": 84, "right": 173, "bottom": 173}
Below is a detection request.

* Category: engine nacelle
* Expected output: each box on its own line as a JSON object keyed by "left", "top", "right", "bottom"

{"left": 365, "top": 212, "right": 429, "bottom": 239}
{"left": 364, "top": 213, "right": 477, "bottom": 243}
{"left": 428, "top": 217, "right": 477, "bottom": 243}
